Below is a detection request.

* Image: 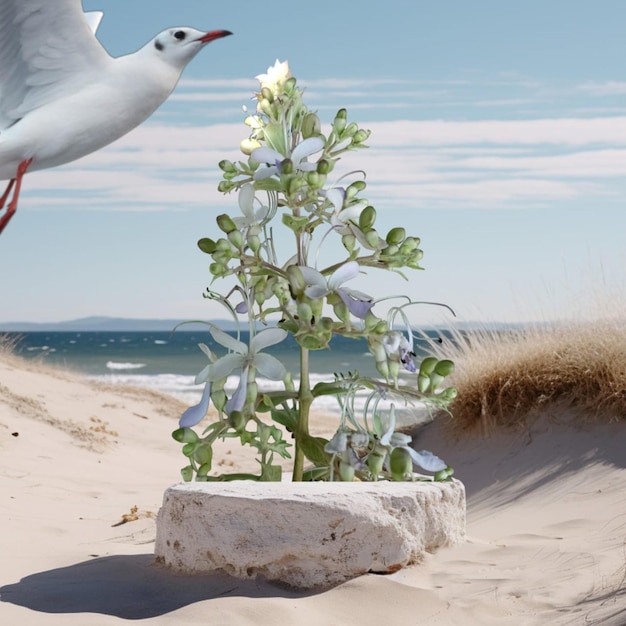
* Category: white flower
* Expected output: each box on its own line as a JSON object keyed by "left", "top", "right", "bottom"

{"left": 299, "top": 261, "right": 373, "bottom": 319}
{"left": 380, "top": 406, "right": 447, "bottom": 473}
{"left": 251, "top": 136, "right": 324, "bottom": 180}
{"left": 233, "top": 183, "right": 270, "bottom": 231}
{"left": 256, "top": 59, "right": 291, "bottom": 92}
{"left": 382, "top": 330, "right": 417, "bottom": 373}
{"left": 179, "top": 343, "right": 218, "bottom": 428}
{"left": 198, "top": 326, "right": 288, "bottom": 384}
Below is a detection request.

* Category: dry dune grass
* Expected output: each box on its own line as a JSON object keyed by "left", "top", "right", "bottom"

{"left": 431, "top": 315, "right": 626, "bottom": 435}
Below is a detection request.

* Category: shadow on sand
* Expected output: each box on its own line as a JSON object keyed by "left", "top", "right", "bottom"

{"left": 0, "top": 554, "right": 317, "bottom": 619}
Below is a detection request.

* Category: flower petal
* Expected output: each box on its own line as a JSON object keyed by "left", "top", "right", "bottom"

{"left": 209, "top": 326, "right": 247, "bottom": 353}
{"left": 406, "top": 448, "right": 447, "bottom": 473}
{"left": 325, "top": 187, "right": 346, "bottom": 212}
{"left": 379, "top": 406, "right": 397, "bottom": 446}
{"left": 328, "top": 261, "right": 359, "bottom": 290}
{"left": 299, "top": 265, "right": 326, "bottom": 287}
{"left": 238, "top": 183, "right": 255, "bottom": 219}
{"left": 291, "top": 136, "right": 324, "bottom": 163}
{"left": 250, "top": 146, "right": 283, "bottom": 164}
{"left": 225, "top": 369, "right": 248, "bottom": 414}
{"left": 206, "top": 353, "right": 244, "bottom": 381}
{"left": 179, "top": 383, "right": 212, "bottom": 428}
{"left": 250, "top": 327, "right": 288, "bottom": 352}
{"left": 253, "top": 166, "right": 278, "bottom": 180}
{"left": 337, "top": 289, "right": 374, "bottom": 319}
{"left": 254, "top": 352, "right": 287, "bottom": 380}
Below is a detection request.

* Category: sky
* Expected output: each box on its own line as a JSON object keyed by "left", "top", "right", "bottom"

{"left": 1, "top": 0, "right": 626, "bottom": 327}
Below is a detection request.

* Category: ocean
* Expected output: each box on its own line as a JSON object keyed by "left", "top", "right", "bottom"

{"left": 3, "top": 329, "right": 449, "bottom": 419}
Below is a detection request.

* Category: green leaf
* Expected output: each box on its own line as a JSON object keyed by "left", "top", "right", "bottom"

{"left": 193, "top": 442, "right": 213, "bottom": 467}
{"left": 271, "top": 408, "right": 298, "bottom": 433}
{"left": 180, "top": 465, "right": 194, "bottom": 482}
{"left": 302, "top": 467, "right": 330, "bottom": 481}
{"left": 299, "top": 435, "right": 330, "bottom": 467}
{"left": 282, "top": 213, "right": 310, "bottom": 232}
{"left": 260, "top": 464, "right": 283, "bottom": 482}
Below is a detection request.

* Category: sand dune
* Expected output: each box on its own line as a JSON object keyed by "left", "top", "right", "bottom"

{"left": 0, "top": 352, "right": 624, "bottom": 625}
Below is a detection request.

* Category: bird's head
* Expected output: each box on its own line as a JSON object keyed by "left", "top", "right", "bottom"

{"left": 150, "top": 27, "right": 232, "bottom": 69}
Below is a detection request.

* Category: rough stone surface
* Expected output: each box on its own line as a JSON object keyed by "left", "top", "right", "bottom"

{"left": 155, "top": 479, "right": 466, "bottom": 589}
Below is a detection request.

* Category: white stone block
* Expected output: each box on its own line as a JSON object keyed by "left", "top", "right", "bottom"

{"left": 155, "top": 479, "right": 466, "bottom": 589}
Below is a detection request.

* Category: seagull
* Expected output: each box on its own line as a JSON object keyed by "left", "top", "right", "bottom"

{"left": 0, "top": 1, "right": 232, "bottom": 234}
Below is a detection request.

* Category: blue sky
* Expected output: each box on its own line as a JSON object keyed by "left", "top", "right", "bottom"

{"left": 1, "top": 0, "right": 625, "bottom": 325}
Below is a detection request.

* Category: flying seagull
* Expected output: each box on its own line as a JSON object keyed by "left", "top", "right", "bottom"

{"left": 0, "top": 0, "right": 232, "bottom": 234}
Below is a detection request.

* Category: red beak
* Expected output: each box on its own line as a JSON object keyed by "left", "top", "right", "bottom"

{"left": 197, "top": 30, "right": 233, "bottom": 44}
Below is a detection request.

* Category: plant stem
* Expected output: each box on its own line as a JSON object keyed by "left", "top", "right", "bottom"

{"left": 292, "top": 345, "right": 312, "bottom": 481}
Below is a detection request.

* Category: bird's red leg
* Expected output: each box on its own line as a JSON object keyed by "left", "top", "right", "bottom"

{"left": 0, "top": 158, "right": 33, "bottom": 235}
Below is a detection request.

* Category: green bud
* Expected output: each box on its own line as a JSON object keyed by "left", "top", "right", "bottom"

{"left": 352, "top": 129, "right": 370, "bottom": 144}
{"left": 197, "top": 238, "right": 216, "bottom": 254}
{"left": 228, "top": 230, "right": 244, "bottom": 249}
{"left": 302, "top": 112, "right": 321, "bottom": 138}
{"left": 259, "top": 98, "right": 272, "bottom": 116}
{"left": 346, "top": 180, "right": 366, "bottom": 199}
{"left": 386, "top": 227, "right": 406, "bottom": 245}
{"left": 172, "top": 427, "right": 199, "bottom": 444}
{"left": 389, "top": 447, "right": 413, "bottom": 481}
{"left": 210, "top": 262, "right": 227, "bottom": 277}
{"left": 339, "top": 461, "right": 355, "bottom": 482}
{"left": 216, "top": 213, "right": 237, "bottom": 234}
{"left": 306, "top": 171, "right": 321, "bottom": 187}
{"left": 284, "top": 77, "right": 297, "bottom": 93}
{"left": 228, "top": 411, "right": 246, "bottom": 433}
{"left": 343, "top": 122, "right": 358, "bottom": 138}
{"left": 281, "top": 158, "right": 294, "bottom": 175}
{"left": 364, "top": 310, "right": 381, "bottom": 331}
{"left": 219, "top": 160, "right": 237, "bottom": 173}
{"left": 333, "top": 108, "right": 348, "bottom": 133}
{"left": 439, "top": 387, "right": 458, "bottom": 402}
{"left": 240, "top": 138, "right": 261, "bottom": 156}
{"left": 247, "top": 234, "right": 261, "bottom": 253}
{"left": 288, "top": 176, "right": 306, "bottom": 196}
{"left": 180, "top": 465, "right": 194, "bottom": 482}
{"left": 366, "top": 447, "right": 386, "bottom": 479}
{"left": 261, "top": 87, "right": 274, "bottom": 103}
{"left": 419, "top": 357, "right": 438, "bottom": 377}
{"left": 332, "top": 301, "right": 350, "bottom": 323}
{"left": 365, "top": 229, "right": 382, "bottom": 249}
{"left": 246, "top": 382, "right": 258, "bottom": 405}
{"left": 286, "top": 265, "right": 306, "bottom": 297}
{"left": 417, "top": 374, "right": 430, "bottom": 394}
{"left": 218, "top": 180, "right": 234, "bottom": 193}
{"left": 211, "top": 389, "right": 227, "bottom": 412}
{"left": 341, "top": 233, "right": 356, "bottom": 253}
{"left": 434, "top": 359, "right": 455, "bottom": 377}
{"left": 429, "top": 372, "right": 445, "bottom": 391}
{"left": 316, "top": 159, "right": 331, "bottom": 175}
{"left": 359, "top": 205, "right": 377, "bottom": 230}
{"left": 297, "top": 302, "right": 314, "bottom": 322}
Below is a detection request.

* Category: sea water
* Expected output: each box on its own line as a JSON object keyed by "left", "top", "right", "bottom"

{"left": 4, "top": 329, "right": 447, "bottom": 419}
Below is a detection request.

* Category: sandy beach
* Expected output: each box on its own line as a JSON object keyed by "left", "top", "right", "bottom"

{"left": 1, "top": 350, "right": 624, "bottom": 625}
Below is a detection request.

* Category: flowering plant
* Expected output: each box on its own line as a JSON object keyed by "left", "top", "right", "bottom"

{"left": 172, "top": 61, "right": 457, "bottom": 482}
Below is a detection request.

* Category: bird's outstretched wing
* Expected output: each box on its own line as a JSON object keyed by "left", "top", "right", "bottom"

{"left": 0, "top": 0, "right": 111, "bottom": 129}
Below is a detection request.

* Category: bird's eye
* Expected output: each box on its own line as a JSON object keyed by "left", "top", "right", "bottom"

{"left": 174, "top": 30, "right": 186, "bottom": 40}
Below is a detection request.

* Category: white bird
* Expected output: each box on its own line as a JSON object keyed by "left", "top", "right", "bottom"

{"left": 0, "top": 0, "right": 232, "bottom": 234}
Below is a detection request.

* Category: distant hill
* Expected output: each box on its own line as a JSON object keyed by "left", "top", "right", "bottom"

{"left": 0, "top": 315, "right": 530, "bottom": 333}
{"left": 0, "top": 316, "right": 241, "bottom": 332}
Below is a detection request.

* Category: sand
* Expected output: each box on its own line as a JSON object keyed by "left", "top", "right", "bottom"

{"left": 0, "top": 352, "right": 624, "bottom": 625}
